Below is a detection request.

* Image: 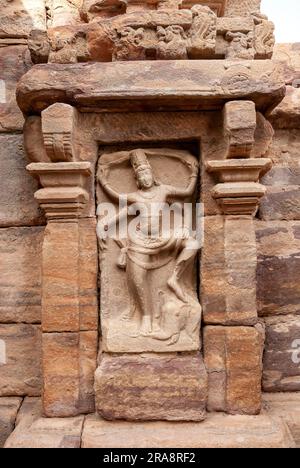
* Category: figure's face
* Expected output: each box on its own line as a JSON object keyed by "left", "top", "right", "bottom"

{"left": 137, "top": 168, "right": 154, "bottom": 189}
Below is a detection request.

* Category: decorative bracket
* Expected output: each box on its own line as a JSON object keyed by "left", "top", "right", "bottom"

{"left": 42, "top": 103, "right": 79, "bottom": 162}
{"left": 223, "top": 100, "right": 257, "bottom": 158}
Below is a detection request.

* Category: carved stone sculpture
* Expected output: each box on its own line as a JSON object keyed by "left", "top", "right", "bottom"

{"left": 225, "top": 30, "right": 255, "bottom": 60}
{"left": 252, "top": 11, "right": 275, "bottom": 59}
{"left": 97, "top": 148, "right": 202, "bottom": 352}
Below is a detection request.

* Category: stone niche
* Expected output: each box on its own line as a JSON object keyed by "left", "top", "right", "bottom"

{"left": 16, "top": 51, "right": 285, "bottom": 423}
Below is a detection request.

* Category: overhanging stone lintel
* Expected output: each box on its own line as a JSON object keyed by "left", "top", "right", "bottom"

{"left": 17, "top": 60, "right": 286, "bottom": 115}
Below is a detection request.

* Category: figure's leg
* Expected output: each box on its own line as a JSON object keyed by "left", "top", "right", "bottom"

{"left": 126, "top": 257, "right": 152, "bottom": 334}
{"left": 168, "top": 239, "right": 200, "bottom": 303}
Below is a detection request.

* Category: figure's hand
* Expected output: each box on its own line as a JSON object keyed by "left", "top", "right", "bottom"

{"left": 182, "top": 226, "right": 190, "bottom": 240}
{"left": 186, "top": 160, "right": 198, "bottom": 177}
{"left": 99, "top": 165, "right": 110, "bottom": 183}
{"left": 96, "top": 221, "right": 108, "bottom": 251}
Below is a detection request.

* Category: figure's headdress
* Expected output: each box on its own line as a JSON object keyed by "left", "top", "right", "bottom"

{"left": 130, "top": 149, "right": 151, "bottom": 175}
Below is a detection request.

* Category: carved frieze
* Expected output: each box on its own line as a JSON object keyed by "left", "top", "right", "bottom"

{"left": 28, "top": 2, "right": 274, "bottom": 63}
{"left": 252, "top": 11, "right": 275, "bottom": 60}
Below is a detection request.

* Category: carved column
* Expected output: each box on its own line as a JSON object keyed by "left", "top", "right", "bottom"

{"left": 25, "top": 104, "right": 98, "bottom": 417}
{"left": 202, "top": 100, "right": 271, "bottom": 415}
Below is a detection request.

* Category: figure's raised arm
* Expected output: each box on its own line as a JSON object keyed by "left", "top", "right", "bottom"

{"left": 98, "top": 165, "right": 121, "bottom": 203}
{"left": 166, "top": 160, "right": 198, "bottom": 198}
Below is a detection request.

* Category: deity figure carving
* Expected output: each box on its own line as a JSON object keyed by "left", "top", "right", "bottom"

{"left": 225, "top": 30, "right": 255, "bottom": 60}
{"left": 157, "top": 25, "right": 188, "bottom": 59}
{"left": 113, "top": 26, "right": 146, "bottom": 61}
{"left": 97, "top": 148, "right": 202, "bottom": 352}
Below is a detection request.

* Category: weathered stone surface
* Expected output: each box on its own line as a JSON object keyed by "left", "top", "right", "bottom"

{"left": 41, "top": 103, "right": 80, "bottom": 162}
{"left": 0, "top": 227, "right": 44, "bottom": 323}
{"left": 272, "top": 43, "right": 300, "bottom": 85}
{"left": 224, "top": 0, "right": 261, "bottom": 17}
{"left": 0, "top": 0, "right": 46, "bottom": 38}
{"left": 256, "top": 221, "right": 300, "bottom": 317}
{"left": 42, "top": 219, "right": 98, "bottom": 332}
{"left": 0, "top": 46, "right": 32, "bottom": 132}
{"left": 16, "top": 60, "right": 285, "bottom": 114}
{"left": 263, "top": 315, "right": 300, "bottom": 392}
{"left": 263, "top": 129, "right": 300, "bottom": 178}
{"left": 263, "top": 392, "right": 300, "bottom": 448}
{"left": 270, "top": 44, "right": 300, "bottom": 128}
{"left": 0, "top": 324, "right": 42, "bottom": 396}
{"left": 95, "top": 353, "right": 207, "bottom": 422}
{"left": 0, "top": 135, "right": 44, "bottom": 226}
{"left": 258, "top": 128, "right": 300, "bottom": 220}
{"left": 43, "top": 331, "right": 97, "bottom": 417}
{"left": 0, "top": 397, "right": 22, "bottom": 447}
{"left": 24, "top": 116, "right": 49, "bottom": 163}
{"left": 269, "top": 87, "right": 300, "bottom": 129}
{"left": 15, "top": 397, "right": 39, "bottom": 426}
{"left": 49, "top": 0, "right": 82, "bottom": 28}
{"left": 5, "top": 399, "right": 84, "bottom": 448}
{"left": 259, "top": 186, "right": 300, "bottom": 221}
{"left": 201, "top": 216, "right": 258, "bottom": 325}
{"left": 223, "top": 100, "right": 256, "bottom": 158}
{"left": 42, "top": 222, "right": 81, "bottom": 333}
{"left": 204, "top": 325, "right": 265, "bottom": 415}
{"left": 82, "top": 412, "right": 294, "bottom": 448}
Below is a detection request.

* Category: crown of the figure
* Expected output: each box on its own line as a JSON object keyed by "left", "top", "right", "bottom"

{"left": 130, "top": 150, "right": 151, "bottom": 174}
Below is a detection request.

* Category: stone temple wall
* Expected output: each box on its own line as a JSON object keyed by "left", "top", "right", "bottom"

{"left": 0, "top": 1, "right": 299, "bottom": 447}
{"left": 0, "top": 1, "right": 47, "bottom": 447}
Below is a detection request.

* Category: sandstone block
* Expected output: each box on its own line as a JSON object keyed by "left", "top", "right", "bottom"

{"left": 43, "top": 331, "right": 97, "bottom": 417}
{"left": 0, "top": 397, "right": 22, "bottom": 447}
{"left": 223, "top": 101, "right": 256, "bottom": 158}
{"left": 5, "top": 399, "right": 84, "bottom": 448}
{"left": 263, "top": 315, "right": 300, "bottom": 392}
{"left": 263, "top": 392, "right": 300, "bottom": 447}
{"left": 256, "top": 221, "right": 300, "bottom": 317}
{"left": 269, "top": 87, "right": 300, "bottom": 129}
{"left": 0, "top": 0, "right": 46, "bottom": 38}
{"left": 201, "top": 216, "right": 258, "bottom": 325}
{"left": 0, "top": 135, "right": 44, "bottom": 226}
{"left": 0, "top": 324, "right": 42, "bottom": 396}
{"left": 42, "top": 218, "right": 98, "bottom": 333}
{"left": 259, "top": 186, "right": 300, "bottom": 221}
{"left": 15, "top": 397, "right": 39, "bottom": 426}
{"left": 95, "top": 353, "right": 207, "bottom": 422}
{"left": 81, "top": 412, "right": 294, "bottom": 448}
{"left": 259, "top": 128, "right": 300, "bottom": 219}
{"left": 0, "top": 227, "right": 44, "bottom": 323}
{"left": 0, "top": 46, "right": 31, "bottom": 132}
{"left": 42, "top": 222, "right": 80, "bottom": 333}
{"left": 203, "top": 325, "right": 265, "bottom": 415}
{"left": 17, "top": 60, "right": 285, "bottom": 115}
